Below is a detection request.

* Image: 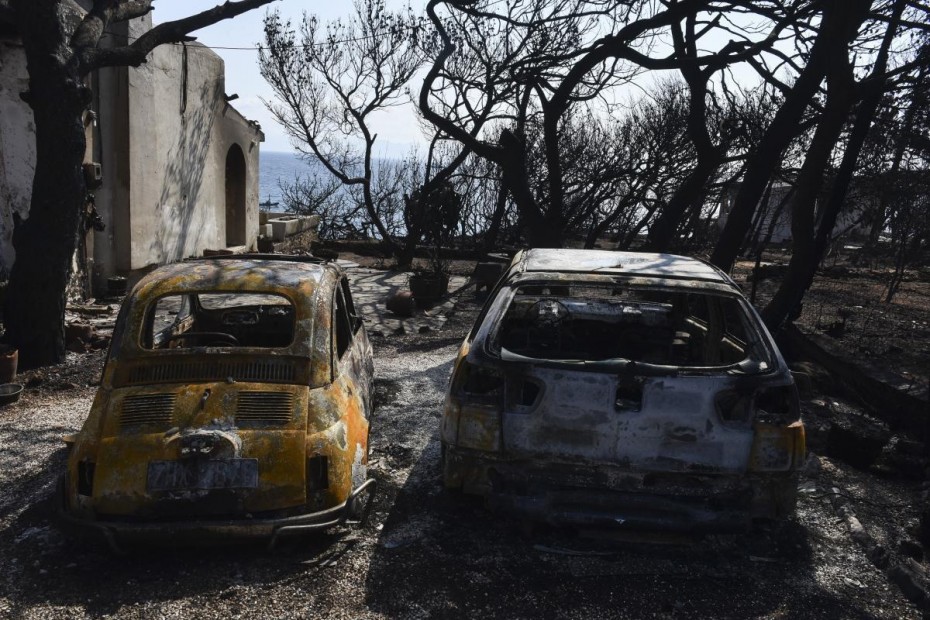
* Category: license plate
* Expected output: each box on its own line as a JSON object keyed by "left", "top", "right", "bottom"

{"left": 147, "top": 459, "right": 259, "bottom": 491}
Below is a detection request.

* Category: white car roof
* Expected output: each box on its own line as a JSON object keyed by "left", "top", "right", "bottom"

{"left": 518, "top": 249, "right": 730, "bottom": 284}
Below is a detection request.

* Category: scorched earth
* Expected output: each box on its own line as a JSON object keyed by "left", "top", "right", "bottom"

{"left": 0, "top": 269, "right": 922, "bottom": 619}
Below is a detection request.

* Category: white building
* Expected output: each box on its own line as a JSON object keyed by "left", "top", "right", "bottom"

{"left": 0, "top": 10, "right": 263, "bottom": 295}
{"left": 716, "top": 180, "right": 874, "bottom": 245}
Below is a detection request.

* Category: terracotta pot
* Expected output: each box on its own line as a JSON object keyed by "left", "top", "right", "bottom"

{"left": 386, "top": 291, "right": 416, "bottom": 317}
{"left": 107, "top": 276, "right": 128, "bottom": 296}
{"left": 0, "top": 345, "right": 17, "bottom": 384}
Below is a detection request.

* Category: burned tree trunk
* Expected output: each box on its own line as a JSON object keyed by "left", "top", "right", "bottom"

{"left": 761, "top": 0, "right": 905, "bottom": 330}
{"left": 499, "top": 129, "right": 560, "bottom": 248}
{"left": 4, "top": 6, "right": 87, "bottom": 368}
{"left": 709, "top": 0, "right": 868, "bottom": 273}
{"left": 481, "top": 182, "right": 509, "bottom": 256}
{"left": 760, "top": 61, "right": 856, "bottom": 330}
{"left": 645, "top": 160, "right": 719, "bottom": 252}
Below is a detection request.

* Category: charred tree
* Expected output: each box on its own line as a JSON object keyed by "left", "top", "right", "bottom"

{"left": 762, "top": 0, "right": 907, "bottom": 329}
{"left": 644, "top": 14, "right": 731, "bottom": 251}
{"left": 759, "top": 43, "right": 859, "bottom": 328}
{"left": 709, "top": 0, "right": 862, "bottom": 273}
{"left": 260, "top": 1, "right": 426, "bottom": 256}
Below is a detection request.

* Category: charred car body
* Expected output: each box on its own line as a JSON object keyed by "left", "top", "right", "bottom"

{"left": 441, "top": 250, "right": 805, "bottom": 532}
{"left": 60, "top": 255, "right": 374, "bottom": 550}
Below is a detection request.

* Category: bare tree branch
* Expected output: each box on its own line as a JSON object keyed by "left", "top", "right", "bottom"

{"left": 419, "top": 0, "right": 503, "bottom": 161}
{"left": 78, "top": 0, "right": 276, "bottom": 73}
{"left": 72, "top": 1, "right": 154, "bottom": 50}
{"left": 110, "top": 1, "right": 156, "bottom": 23}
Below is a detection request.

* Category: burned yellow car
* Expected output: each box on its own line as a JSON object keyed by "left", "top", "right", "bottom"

{"left": 60, "top": 255, "right": 374, "bottom": 550}
{"left": 442, "top": 249, "right": 805, "bottom": 533}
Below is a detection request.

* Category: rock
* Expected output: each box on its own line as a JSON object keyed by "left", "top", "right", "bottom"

{"left": 886, "top": 438, "right": 928, "bottom": 479}
{"left": 90, "top": 335, "right": 111, "bottom": 350}
{"left": 747, "top": 263, "right": 788, "bottom": 282}
{"left": 386, "top": 291, "right": 416, "bottom": 317}
{"left": 24, "top": 373, "right": 44, "bottom": 388}
{"left": 418, "top": 325, "right": 431, "bottom": 334}
{"left": 804, "top": 453, "right": 823, "bottom": 475}
{"left": 66, "top": 338, "right": 89, "bottom": 354}
{"left": 790, "top": 361, "right": 834, "bottom": 395}
{"left": 827, "top": 416, "right": 891, "bottom": 470}
{"left": 65, "top": 322, "right": 95, "bottom": 345}
{"left": 899, "top": 538, "right": 924, "bottom": 561}
{"left": 256, "top": 236, "right": 275, "bottom": 253}
{"left": 888, "top": 561, "right": 930, "bottom": 607}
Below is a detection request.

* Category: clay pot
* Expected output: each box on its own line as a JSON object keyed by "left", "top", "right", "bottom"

{"left": 107, "top": 276, "right": 127, "bottom": 296}
{"left": 0, "top": 345, "right": 18, "bottom": 383}
{"left": 386, "top": 291, "right": 416, "bottom": 317}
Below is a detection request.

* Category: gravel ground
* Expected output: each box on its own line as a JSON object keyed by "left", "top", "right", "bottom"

{"left": 0, "top": 303, "right": 924, "bottom": 619}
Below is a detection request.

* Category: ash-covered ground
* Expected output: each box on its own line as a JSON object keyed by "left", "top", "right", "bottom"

{"left": 0, "top": 297, "right": 924, "bottom": 619}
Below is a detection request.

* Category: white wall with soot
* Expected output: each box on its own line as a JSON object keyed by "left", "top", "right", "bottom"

{"left": 0, "top": 38, "right": 35, "bottom": 278}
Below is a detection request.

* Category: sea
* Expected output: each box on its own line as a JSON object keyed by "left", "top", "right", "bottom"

{"left": 258, "top": 151, "right": 317, "bottom": 209}
{"left": 259, "top": 151, "right": 400, "bottom": 210}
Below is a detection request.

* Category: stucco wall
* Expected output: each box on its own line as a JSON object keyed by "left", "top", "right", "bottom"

{"left": 217, "top": 100, "right": 262, "bottom": 251}
{"left": 0, "top": 38, "right": 35, "bottom": 278}
{"left": 89, "top": 15, "right": 262, "bottom": 289}
{"left": 119, "top": 38, "right": 260, "bottom": 273}
{"left": 715, "top": 183, "right": 873, "bottom": 244}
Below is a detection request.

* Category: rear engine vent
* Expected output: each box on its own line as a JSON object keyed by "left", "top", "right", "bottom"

{"left": 121, "top": 394, "right": 176, "bottom": 429}
{"left": 236, "top": 391, "right": 295, "bottom": 425}
{"left": 127, "top": 360, "right": 297, "bottom": 385}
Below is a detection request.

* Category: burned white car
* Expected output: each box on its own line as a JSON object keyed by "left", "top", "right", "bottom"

{"left": 441, "top": 250, "right": 805, "bottom": 532}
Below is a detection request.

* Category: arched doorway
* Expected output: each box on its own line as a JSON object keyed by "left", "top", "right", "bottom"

{"left": 225, "top": 144, "right": 247, "bottom": 246}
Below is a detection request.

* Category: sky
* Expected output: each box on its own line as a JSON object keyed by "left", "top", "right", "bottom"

{"left": 153, "top": 1, "right": 779, "bottom": 158}
{"left": 154, "top": 0, "right": 425, "bottom": 156}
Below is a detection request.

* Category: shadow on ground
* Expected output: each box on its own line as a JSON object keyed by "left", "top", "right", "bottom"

{"left": 362, "top": 428, "right": 880, "bottom": 619}
{"left": 0, "top": 446, "right": 351, "bottom": 617}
